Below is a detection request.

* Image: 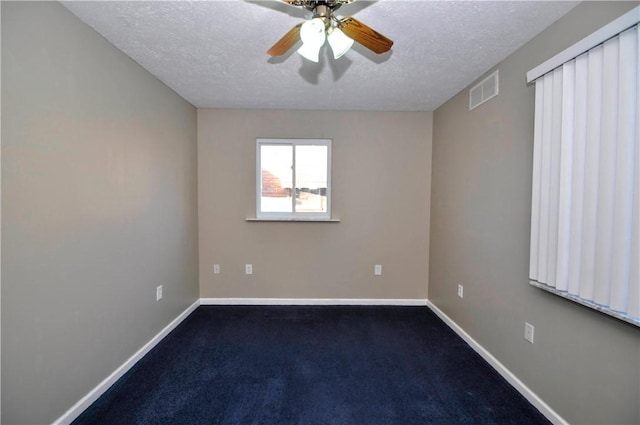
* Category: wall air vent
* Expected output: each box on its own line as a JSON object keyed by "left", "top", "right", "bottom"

{"left": 469, "top": 70, "right": 499, "bottom": 111}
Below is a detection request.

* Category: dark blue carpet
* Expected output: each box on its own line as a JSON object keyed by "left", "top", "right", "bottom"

{"left": 72, "top": 306, "right": 550, "bottom": 425}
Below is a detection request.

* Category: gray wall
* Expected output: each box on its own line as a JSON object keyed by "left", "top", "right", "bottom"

{"left": 198, "top": 109, "right": 432, "bottom": 300}
{"left": 429, "top": 2, "right": 639, "bottom": 424}
{"left": 1, "top": 2, "right": 199, "bottom": 424}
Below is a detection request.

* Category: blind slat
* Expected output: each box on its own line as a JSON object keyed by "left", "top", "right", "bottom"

{"left": 593, "top": 36, "right": 621, "bottom": 306}
{"left": 556, "top": 62, "right": 576, "bottom": 291}
{"left": 610, "top": 27, "right": 639, "bottom": 313}
{"left": 579, "top": 45, "right": 604, "bottom": 301}
{"left": 529, "top": 81, "right": 545, "bottom": 281}
{"left": 567, "top": 54, "right": 589, "bottom": 296}
{"left": 538, "top": 73, "right": 554, "bottom": 284}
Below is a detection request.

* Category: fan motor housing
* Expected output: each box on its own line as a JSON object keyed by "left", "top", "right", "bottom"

{"left": 301, "top": 0, "right": 344, "bottom": 14}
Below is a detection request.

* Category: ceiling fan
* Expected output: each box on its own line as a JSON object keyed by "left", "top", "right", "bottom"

{"left": 267, "top": 0, "right": 393, "bottom": 62}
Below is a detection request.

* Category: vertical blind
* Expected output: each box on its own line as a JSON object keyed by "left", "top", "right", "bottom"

{"left": 529, "top": 24, "right": 639, "bottom": 323}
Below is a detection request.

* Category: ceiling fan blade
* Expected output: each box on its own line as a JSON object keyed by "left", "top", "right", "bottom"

{"left": 339, "top": 17, "right": 393, "bottom": 54}
{"left": 267, "top": 23, "right": 303, "bottom": 56}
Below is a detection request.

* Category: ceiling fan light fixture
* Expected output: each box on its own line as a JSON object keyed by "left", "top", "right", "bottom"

{"left": 297, "top": 18, "right": 326, "bottom": 62}
{"left": 267, "top": 1, "right": 394, "bottom": 60}
{"left": 327, "top": 27, "right": 354, "bottom": 59}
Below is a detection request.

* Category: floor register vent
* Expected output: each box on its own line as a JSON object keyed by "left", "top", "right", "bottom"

{"left": 469, "top": 70, "right": 499, "bottom": 111}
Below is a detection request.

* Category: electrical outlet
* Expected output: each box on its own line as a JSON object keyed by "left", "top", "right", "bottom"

{"left": 457, "top": 284, "right": 464, "bottom": 299}
{"left": 374, "top": 264, "right": 382, "bottom": 276}
{"left": 525, "top": 322, "right": 535, "bottom": 343}
{"left": 245, "top": 264, "right": 253, "bottom": 275}
{"left": 213, "top": 264, "right": 221, "bottom": 274}
{"left": 156, "top": 285, "right": 163, "bottom": 302}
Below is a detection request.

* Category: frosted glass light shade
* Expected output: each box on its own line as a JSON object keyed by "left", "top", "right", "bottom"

{"left": 298, "top": 18, "right": 326, "bottom": 62}
{"left": 297, "top": 44, "right": 322, "bottom": 62}
{"left": 327, "top": 28, "right": 354, "bottom": 59}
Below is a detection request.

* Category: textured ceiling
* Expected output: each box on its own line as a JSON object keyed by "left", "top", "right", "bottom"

{"left": 61, "top": 0, "right": 578, "bottom": 111}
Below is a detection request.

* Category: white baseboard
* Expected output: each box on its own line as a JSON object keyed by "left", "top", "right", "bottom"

{"left": 200, "top": 298, "right": 428, "bottom": 306}
{"left": 426, "top": 300, "right": 567, "bottom": 425}
{"left": 53, "top": 299, "right": 200, "bottom": 425}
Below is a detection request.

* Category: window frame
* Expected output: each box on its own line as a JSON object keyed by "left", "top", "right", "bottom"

{"left": 255, "top": 138, "right": 332, "bottom": 220}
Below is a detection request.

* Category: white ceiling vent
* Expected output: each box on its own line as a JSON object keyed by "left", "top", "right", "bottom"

{"left": 469, "top": 70, "right": 499, "bottom": 111}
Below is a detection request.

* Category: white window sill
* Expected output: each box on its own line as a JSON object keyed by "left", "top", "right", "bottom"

{"left": 530, "top": 280, "right": 640, "bottom": 328}
{"left": 246, "top": 217, "right": 340, "bottom": 223}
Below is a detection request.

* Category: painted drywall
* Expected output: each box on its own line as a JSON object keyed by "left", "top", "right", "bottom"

{"left": 430, "top": 2, "right": 639, "bottom": 424}
{"left": 0, "top": 1, "right": 3, "bottom": 418}
{"left": 0, "top": 2, "right": 3, "bottom": 418}
{"left": 1, "top": 2, "right": 199, "bottom": 424}
{"left": 198, "top": 109, "right": 431, "bottom": 300}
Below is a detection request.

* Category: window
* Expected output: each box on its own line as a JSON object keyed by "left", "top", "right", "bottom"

{"left": 256, "top": 138, "right": 332, "bottom": 220}
{"left": 527, "top": 8, "right": 639, "bottom": 326}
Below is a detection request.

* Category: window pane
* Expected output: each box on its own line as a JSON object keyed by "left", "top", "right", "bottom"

{"left": 295, "top": 145, "right": 328, "bottom": 213}
{"left": 260, "top": 145, "right": 292, "bottom": 213}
